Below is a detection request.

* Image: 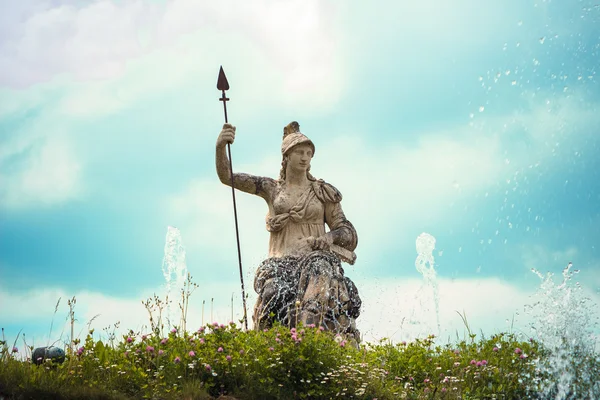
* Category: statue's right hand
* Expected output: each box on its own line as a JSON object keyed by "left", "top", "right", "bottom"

{"left": 217, "top": 123, "right": 236, "bottom": 147}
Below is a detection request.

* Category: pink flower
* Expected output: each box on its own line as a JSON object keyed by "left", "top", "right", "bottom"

{"left": 470, "top": 359, "right": 477, "bottom": 365}
{"left": 217, "top": 347, "right": 223, "bottom": 353}
{"left": 226, "top": 355, "right": 232, "bottom": 362}
{"left": 515, "top": 348, "right": 522, "bottom": 354}
{"left": 220, "top": 324, "right": 225, "bottom": 329}
{"left": 424, "top": 378, "right": 430, "bottom": 384}
{"left": 189, "top": 351, "right": 195, "bottom": 357}
{"left": 481, "top": 360, "right": 488, "bottom": 365}
{"left": 199, "top": 338, "right": 205, "bottom": 344}
{"left": 269, "top": 347, "right": 274, "bottom": 352}
{"left": 77, "top": 347, "right": 84, "bottom": 356}
{"left": 198, "top": 326, "right": 205, "bottom": 333}
{"left": 189, "top": 337, "right": 195, "bottom": 342}
{"left": 171, "top": 328, "right": 177, "bottom": 334}
{"left": 239, "top": 349, "right": 245, "bottom": 355}
{"left": 476, "top": 361, "right": 482, "bottom": 367}
{"left": 263, "top": 328, "right": 268, "bottom": 332}
{"left": 161, "top": 338, "right": 168, "bottom": 345}
{"left": 11, "top": 347, "right": 18, "bottom": 353}
{"left": 441, "top": 387, "right": 447, "bottom": 393}
{"left": 275, "top": 338, "right": 281, "bottom": 343}
{"left": 520, "top": 354, "right": 528, "bottom": 359}
{"left": 124, "top": 351, "right": 129, "bottom": 357}
{"left": 493, "top": 347, "right": 499, "bottom": 352}
{"left": 126, "top": 337, "right": 133, "bottom": 343}
{"left": 339, "top": 340, "right": 347, "bottom": 347}
{"left": 291, "top": 328, "right": 297, "bottom": 334}
{"left": 141, "top": 335, "right": 147, "bottom": 341}
{"left": 174, "top": 356, "right": 181, "bottom": 363}
{"left": 318, "top": 326, "right": 325, "bottom": 331}
{"left": 454, "top": 349, "right": 460, "bottom": 355}
{"left": 213, "top": 322, "right": 219, "bottom": 327}
{"left": 401, "top": 341, "right": 407, "bottom": 346}
{"left": 308, "top": 324, "right": 316, "bottom": 328}
{"left": 158, "top": 350, "right": 164, "bottom": 356}
{"left": 146, "top": 346, "right": 154, "bottom": 353}
{"left": 205, "top": 364, "right": 212, "bottom": 371}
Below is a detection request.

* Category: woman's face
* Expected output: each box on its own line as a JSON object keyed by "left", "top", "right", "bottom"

{"left": 287, "top": 144, "right": 313, "bottom": 174}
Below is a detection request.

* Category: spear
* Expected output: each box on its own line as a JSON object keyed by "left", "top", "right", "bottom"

{"left": 217, "top": 66, "right": 248, "bottom": 331}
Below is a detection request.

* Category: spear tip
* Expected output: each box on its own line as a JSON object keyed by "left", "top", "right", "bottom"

{"left": 217, "top": 66, "right": 230, "bottom": 91}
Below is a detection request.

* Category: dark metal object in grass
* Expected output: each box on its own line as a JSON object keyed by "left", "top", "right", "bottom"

{"left": 31, "top": 346, "right": 65, "bottom": 365}
{"left": 217, "top": 66, "right": 248, "bottom": 331}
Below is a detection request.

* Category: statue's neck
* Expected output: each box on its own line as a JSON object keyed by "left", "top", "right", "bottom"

{"left": 285, "top": 169, "right": 309, "bottom": 187}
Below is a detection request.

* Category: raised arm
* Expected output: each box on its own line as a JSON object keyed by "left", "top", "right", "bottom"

{"left": 216, "top": 123, "right": 276, "bottom": 201}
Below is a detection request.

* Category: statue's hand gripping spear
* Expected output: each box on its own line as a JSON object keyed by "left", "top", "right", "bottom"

{"left": 217, "top": 66, "right": 248, "bottom": 331}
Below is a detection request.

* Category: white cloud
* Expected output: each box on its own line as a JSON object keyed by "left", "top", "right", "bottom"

{"left": 1, "top": 0, "right": 342, "bottom": 112}
{"left": 0, "top": 135, "right": 82, "bottom": 209}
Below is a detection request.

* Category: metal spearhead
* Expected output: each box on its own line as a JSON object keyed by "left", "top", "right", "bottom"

{"left": 217, "top": 66, "right": 230, "bottom": 91}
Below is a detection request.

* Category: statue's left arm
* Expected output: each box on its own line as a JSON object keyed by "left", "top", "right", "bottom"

{"left": 313, "top": 181, "right": 358, "bottom": 252}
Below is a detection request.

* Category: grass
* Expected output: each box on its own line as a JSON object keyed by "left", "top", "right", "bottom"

{"left": 1, "top": 274, "right": 598, "bottom": 399}
{"left": 0, "top": 320, "right": 550, "bottom": 399}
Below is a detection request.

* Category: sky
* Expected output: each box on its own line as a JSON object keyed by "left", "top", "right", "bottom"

{"left": 1, "top": 0, "right": 599, "bottom": 351}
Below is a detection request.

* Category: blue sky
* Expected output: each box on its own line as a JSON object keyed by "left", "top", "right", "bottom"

{"left": 1, "top": 0, "right": 599, "bottom": 348}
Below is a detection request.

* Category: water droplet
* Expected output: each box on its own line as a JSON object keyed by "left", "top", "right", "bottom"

{"left": 469, "top": 113, "right": 474, "bottom": 119}
{"left": 518, "top": 20, "right": 523, "bottom": 26}
{"left": 563, "top": 86, "right": 569, "bottom": 92}
{"left": 479, "top": 106, "right": 485, "bottom": 112}
{"left": 488, "top": 239, "right": 492, "bottom": 244}
{"left": 508, "top": 222, "right": 513, "bottom": 229}
{"left": 505, "top": 158, "right": 510, "bottom": 164}
{"left": 478, "top": 76, "right": 484, "bottom": 81}
{"left": 505, "top": 70, "right": 511, "bottom": 76}
{"left": 458, "top": 246, "right": 462, "bottom": 253}
{"left": 511, "top": 80, "right": 517, "bottom": 86}
{"left": 539, "top": 36, "right": 546, "bottom": 44}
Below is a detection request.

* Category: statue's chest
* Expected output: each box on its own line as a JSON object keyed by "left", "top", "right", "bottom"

{"left": 273, "top": 187, "right": 323, "bottom": 219}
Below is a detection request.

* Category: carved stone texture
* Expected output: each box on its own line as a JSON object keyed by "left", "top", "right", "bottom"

{"left": 216, "top": 121, "right": 361, "bottom": 340}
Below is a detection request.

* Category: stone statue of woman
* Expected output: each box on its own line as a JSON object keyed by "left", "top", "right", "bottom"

{"left": 216, "top": 121, "right": 361, "bottom": 340}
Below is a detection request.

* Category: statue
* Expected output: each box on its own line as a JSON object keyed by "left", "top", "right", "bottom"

{"left": 216, "top": 121, "right": 361, "bottom": 340}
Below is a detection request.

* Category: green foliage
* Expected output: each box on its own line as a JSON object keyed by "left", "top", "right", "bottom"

{"left": 0, "top": 323, "right": 551, "bottom": 400}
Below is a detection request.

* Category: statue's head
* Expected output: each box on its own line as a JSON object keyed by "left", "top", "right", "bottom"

{"left": 281, "top": 121, "right": 315, "bottom": 156}
{"left": 279, "top": 121, "right": 316, "bottom": 181}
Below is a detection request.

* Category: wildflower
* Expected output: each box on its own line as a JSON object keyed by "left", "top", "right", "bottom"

{"left": 158, "top": 350, "right": 164, "bottom": 356}
{"left": 291, "top": 327, "right": 297, "bottom": 334}
{"left": 189, "top": 337, "right": 195, "bottom": 342}
{"left": 470, "top": 359, "right": 477, "bottom": 365}
{"left": 199, "top": 338, "right": 205, "bottom": 344}
{"left": 205, "top": 364, "right": 212, "bottom": 371}
{"left": 220, "top": 324, "right": 225, "bottom": 329}
{"left": 174, "top": 356, "right": 181, "bottom": 364}
{"left": 318, "top": 326, "right": 325, "bottom": 331}
{"left": 275, "top": 338, "right": 281, "bottom": 343}
{"left": 514, "top": 347, "right": 522, "bottom": 354}
{"left": 493, "top": 347, "right": 499, "bottom": 352}
{"left": 171, "top": 328, "right": 177, "bottom": 334}
{"left": 269, "top": 347, "right": 274, "bottom": 352}
{"left": 77, "top": 347, "right": 84, "bottom": 356}
{"left": 189, "top": 351, "right": 195, "bottom": 357}
{"left": 229, "top": 321, "right": 235, "bottom": 325}
{"left": 161, "top": 338, "right": 168, "bottom": 345}
{"left": 213, "top": 322, "right": 219, "bottom": 327}
{"left": 142, "top": 335, "right": 147, "bottom": 340}
{"left": 481, "top": 360, "right": 488, "bottom": 365}
{"left": 198, "top": 326, "right": 205, "bottom": 333}
{"left": 401, "top": 341, "right": 407, "bottom": 346}
{"left": 424, "top": 378, "right": 430, "bottom": 384}
{"left": 226, "top": 355, "right": 232, "bottom": 362}
{"left": 340, "top": 340, "right": 347, "bottom": 347}
{"left": 239, "top": 349, "right": 245, "bottom": 355}
{"left": 263, "top": 328, "right": 268, "bottom": 332}
{"left": 334, "top": 335, "right": 343, "bottom": 343}
{"left": 124, "top": 351, "right": 129, "bottom": 357}
{"left": 126, "top": 337, "right": 133, "bottom": 343}
{"left": 441, "top": 387, "right": 447, "bottom": 393}
{"left": 146, "top": 346, "right": 154, "bottom": 353}
{"left": 453, "top": 362, "right": 460, "bottom": 367}
{"left": 454, "top": 349, "right": 460, "bottom": 355}
{"left": 520, "top": 354, "right": 528, "bottom": 359}
{"left": 476, "top": 361, "right": 482, "bottom": 367}
{"left": 217, "top": 347, "right": 223, "bottom": 353}
{"left": 308, "top": 323, "right": 316, "bottom": 328}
